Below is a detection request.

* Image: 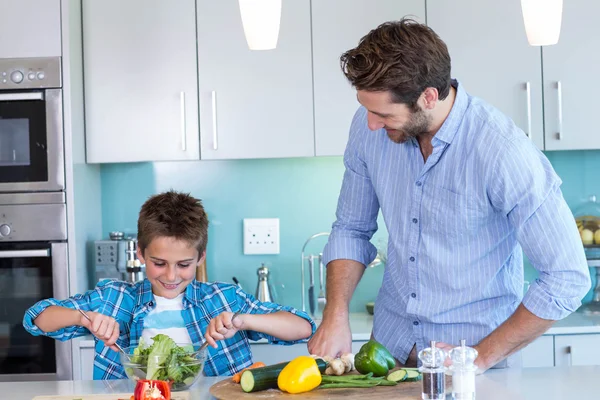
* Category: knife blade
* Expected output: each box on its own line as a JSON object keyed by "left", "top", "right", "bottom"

{"left": 308, "top": 256, "right": 315, "bottom": 316}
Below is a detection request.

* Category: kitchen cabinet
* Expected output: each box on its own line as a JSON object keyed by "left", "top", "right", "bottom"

{"left": 0, "top": 0, "right": 61, "bottom": 58}
{"left": 554, "top": 334, "right": 600, "bottom": 367}
{"left": 83, "top": 0, "right": 200, "bottom": 163}
{"left": 427, "top": 0, "right": 544, "bottom": 150}
{"left": 311, "top": 0, "right": 426, "bottom": 156}
{"left": 521, "top": 335, "right": 554, "bottom": 368}
{"left": 196, "top": 1, "right": 314, "bottom": 160}
{"left": 542, "top": 0, "right": 600, "bottom": 150}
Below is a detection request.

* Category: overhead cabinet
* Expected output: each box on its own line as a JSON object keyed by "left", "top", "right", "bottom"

{"left": 311, "top": 0, "right": 426, "bottom": 156}
{"left": 427, "top": 0, "right": 544, "bottom": 151}
{"left": 196, "top": 1, "right": 314, "bottom": 160}
{"left": 542, "top": 0, "right": 600, "bottom": 151}
{"left": 0, "top": 0, "right": 61, "bottom": 58}
{"left": 83, "top": 0, "right": 200, "bottom": 163}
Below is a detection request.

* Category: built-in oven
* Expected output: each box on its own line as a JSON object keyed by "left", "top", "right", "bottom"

{"left": 0, "top": 57, "right": 63, "bottom": 192}
{"left": 0, "top": 193, "right": 71, "bottom": 382}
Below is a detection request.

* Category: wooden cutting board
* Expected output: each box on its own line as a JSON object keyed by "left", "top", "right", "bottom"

{"left": 32, "top": 392, "right": 190, "bottom": 400}
{"left": 210, "top": 375, "right": 452, "bottom": 399}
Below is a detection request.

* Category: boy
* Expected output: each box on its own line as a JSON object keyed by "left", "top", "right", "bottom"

{"left": 23, "top": 190, "right": 315, "bottom": 379}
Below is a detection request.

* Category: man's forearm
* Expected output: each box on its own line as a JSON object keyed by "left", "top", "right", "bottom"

{"left": 475, "top": 303, "right": 555, "bottom": 370}
{"left": 34, "top": 306, "right": 81, "bottom": 333}
{"left": 322, "top": 259, "right": 365, "bottom": 320}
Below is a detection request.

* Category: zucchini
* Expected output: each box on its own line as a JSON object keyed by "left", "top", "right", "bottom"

{"left": 386, "top": 369, "right": 407, "bottom": 382}
{"left": 240, "top": 358, "right": 327, "bottom": 393}
{"left": 404, "top": 369, "right": 422, "bottom": 382}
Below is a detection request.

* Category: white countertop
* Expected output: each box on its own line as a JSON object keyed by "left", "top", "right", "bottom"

{"left": 77, "top": 311, "right": 600, "bottom": 348}
{"left": 5, "top": 366, "right": 600, "bottom": 400}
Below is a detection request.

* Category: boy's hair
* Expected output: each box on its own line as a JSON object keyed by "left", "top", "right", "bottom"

{"left": 340, "top": 18, "right": 452, "bottom": 110}
{"left": 137, "top": 190, "right": 209, "bottom": 257}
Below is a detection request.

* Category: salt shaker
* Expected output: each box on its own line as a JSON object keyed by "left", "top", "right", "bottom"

{"left": 449, "top": 340, "right": 478, "bottom": 400}
{"left": 418, "top": 341, "right": 447, "bottom": 400}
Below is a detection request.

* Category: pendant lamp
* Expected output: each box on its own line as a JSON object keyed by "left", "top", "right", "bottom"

{"left": 521, "top": 0, "right": 563, "bottom": 46}
{"left": 239, "top": 0, "right": 282, "bottom": 50}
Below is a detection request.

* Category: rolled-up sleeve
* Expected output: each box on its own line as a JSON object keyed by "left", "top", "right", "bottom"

{"left": 23, "top": 293, "right": 92, "bottom": 341}
{"left": 489, "top": 137, "right": 591, "bottom": 320}
{"left": 236, "top": 286, "right": 316, "bottom": 344}
{"left": 323, "top": 107, "right": 379, "bottom": 267}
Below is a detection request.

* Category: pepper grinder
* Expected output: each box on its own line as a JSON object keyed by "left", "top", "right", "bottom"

{"left": 449, "top": 340, "right": 478, "bottom": 400}
{"left": 418, "top": 341, "right": 447, "bottom": 400}
{"left": 256, "top": 264, "right": 274, "bottom": 303}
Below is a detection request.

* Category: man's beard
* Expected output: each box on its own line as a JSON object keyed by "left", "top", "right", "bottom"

{"left": 386, "top": 108, "right": 431, "bottom": 144}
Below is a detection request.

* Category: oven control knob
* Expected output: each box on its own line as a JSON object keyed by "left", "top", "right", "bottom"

{"left": 28, "top": 72, "right": 36, "bottom": 80}
{"left": 10, "top": 70, "right": 23, "bottom": 84}
{"left": 0, "top": 224, "right": 11, "bottom": 236}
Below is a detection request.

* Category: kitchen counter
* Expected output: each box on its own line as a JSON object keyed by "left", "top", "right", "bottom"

{"left": 5, "top": 366, "right": 600, "bottom": 399}
{"left": 77, "top": 311, "right": 600, "bottom": 348}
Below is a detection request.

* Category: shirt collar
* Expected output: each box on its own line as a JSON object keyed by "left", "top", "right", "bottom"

{"left": 432, "top": 79, "right": 468, "bottom": 145}
{"left": 136, "top": 278, "right": 205, "bottom": 308}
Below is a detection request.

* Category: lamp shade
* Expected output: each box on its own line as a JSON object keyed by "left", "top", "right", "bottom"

{"left": 521, "top": 0, "right": 563, "bottom": 46}
{"left": 239, "top": 0, "right": 282, "bottom": 50}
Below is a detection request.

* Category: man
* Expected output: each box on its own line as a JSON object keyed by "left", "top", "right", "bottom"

{"left": 307, "top": 18, "right": 590, "bottom": 372}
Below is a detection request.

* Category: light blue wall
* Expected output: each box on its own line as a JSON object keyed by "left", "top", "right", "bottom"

{"left": 99, "top": 151, "right": 597, "bottom": 312}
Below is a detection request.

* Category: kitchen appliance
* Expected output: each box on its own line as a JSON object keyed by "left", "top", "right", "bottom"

{"left": 0, "top": 57, "right": 64, "bottom": 193}
{"left": 93, "top": 233, "right": 145, "bottom": 283}
{"left": 0, "top": 192, "right": 71, "bottom": 381}
{"left": 255, "top": 264, "right": 274, "bottom": 303}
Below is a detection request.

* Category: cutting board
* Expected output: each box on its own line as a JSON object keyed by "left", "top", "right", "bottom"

{"left": 210, "top": 375, "right": 452, "bottom": 399}
{"left": 32, "top": 392, "right": 190, "bottom": 400}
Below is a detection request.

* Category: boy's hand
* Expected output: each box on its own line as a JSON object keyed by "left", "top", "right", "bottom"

{"left": 79, "top": 310, "right": 121, "bottom": 352}
{"left": 205, "top": 312, "right": 244, "bottom": 349}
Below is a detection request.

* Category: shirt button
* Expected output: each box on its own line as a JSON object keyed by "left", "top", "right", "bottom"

{"left": 412, "top": 218, "right": 418, "bottom": 223}
{"left": 409, "top": 256, "right": 415, "bottom": 262}
{"left": 413, "top": 321, "right": 419, "bottom": 326}
{"left": 411, "top": 293, "right": 417, "bottom": 298}
{"left": 148, "top": 301, "right": 154, "bottom": 307}
{"left": 416, "top": 181, "right": 422, "bottom": 187}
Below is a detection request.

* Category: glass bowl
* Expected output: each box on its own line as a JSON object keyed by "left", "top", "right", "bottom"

{"left": 120, "top": 344, "right": 207, "bottom": 391}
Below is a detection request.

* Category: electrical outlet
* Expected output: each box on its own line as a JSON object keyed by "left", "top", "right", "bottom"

{"left": 243, "top": 218, "right": 280, "bottom": 255}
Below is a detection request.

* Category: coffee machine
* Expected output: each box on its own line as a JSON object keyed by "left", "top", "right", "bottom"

{"left": 93, "top": 231, "right": 145, "bottom": 283}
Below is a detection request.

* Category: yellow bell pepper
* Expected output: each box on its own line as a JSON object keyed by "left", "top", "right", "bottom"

{"left": 277, "top": 355, "right": 322, "bottom": 394}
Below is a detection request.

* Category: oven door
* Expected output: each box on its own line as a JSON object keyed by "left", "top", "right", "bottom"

{"left": 0, "top": 242, "right": 71, "bottom": 382}
{"left": 0, "top": 89, "right": 64, "bottom": 192}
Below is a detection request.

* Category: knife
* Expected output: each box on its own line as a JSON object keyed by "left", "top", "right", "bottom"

{"left": 308, "top": 256, "right": 315, "bottom": 316}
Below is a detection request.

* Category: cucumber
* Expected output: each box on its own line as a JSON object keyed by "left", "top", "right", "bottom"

{"left": 405, "top": 369, "right": 422, "bottom": 382}
{"left": 386, "top": 369, "right": 407, "bottom": 382}
{"left": 240, "top": 358, "right": 327, "bottom": 393}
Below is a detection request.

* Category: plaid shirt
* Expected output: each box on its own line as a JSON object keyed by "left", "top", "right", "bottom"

{"left": 23, "top": 279, "right": 316, "bottom": 379}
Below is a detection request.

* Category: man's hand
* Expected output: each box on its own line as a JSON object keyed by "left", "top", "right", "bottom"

{"left": 79, "top": 311, "right": 121, "bottom": 352}
{"left": 308, "top": 314, "right": 352, "bottom": 358}
{"left": 435, "top": 342, "right": 489, "bottom": 374}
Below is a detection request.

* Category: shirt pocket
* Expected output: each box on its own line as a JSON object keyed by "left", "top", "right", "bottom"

{"left": 426, "top": 186, "right": 488, "bottom": 244}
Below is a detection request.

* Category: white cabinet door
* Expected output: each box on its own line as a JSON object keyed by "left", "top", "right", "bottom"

{"left": 197, "top": 1, "right": 314, "bottom": 160}
{"left": 80, "top": 345, "right": 95, "bottom": 380}
{"left": 427, "top": 0, "right": 544, "bottom": 150}
{"left": 542, "top": 0, "right": 600, "bottom": 150}
{"left": 555, "top": 334, "right": 600, "bottom": 366}
{"left": 521, "top": 335, "right": 554, "bottom": 368}
{"left": 0, "top": 0, "right": 61, "bottom": 58}
{"left": 250, "top": 343, "right": 309, "bottom": 365}
{"left": 83, "top": 0, "right": 199, "bottom": 163}
{"left": 312, "top": 1, "right": 426, "bottom": 156}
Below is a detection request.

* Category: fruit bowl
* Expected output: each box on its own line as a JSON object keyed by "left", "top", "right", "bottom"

{"left": 120, "top": 344, "right": 206, "bottom": 391}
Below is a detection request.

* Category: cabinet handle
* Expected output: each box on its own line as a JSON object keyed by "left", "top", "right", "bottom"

{"left": 567, "top": 345, "right": 573, "bottom": 366}
{"left": 180, "top": 92, "right": 187, "bottom": 151}
{"left": 212, "top": 91, "right": 218, "bottom": 150}
{"left": 557, "top": 81, "right": 563, "bottom": 140}
{"left": 525, "top": 82, "right": 532, "bottom": 140}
